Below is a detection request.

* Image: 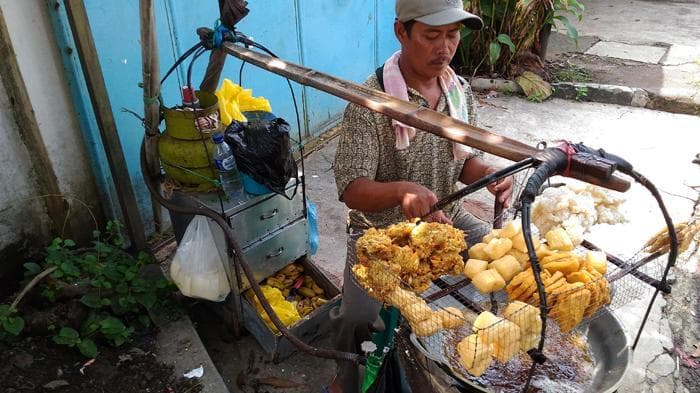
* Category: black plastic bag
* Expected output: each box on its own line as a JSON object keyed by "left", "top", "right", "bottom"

{"left": 224, "top": 115, "right": 298, "bottom": 198}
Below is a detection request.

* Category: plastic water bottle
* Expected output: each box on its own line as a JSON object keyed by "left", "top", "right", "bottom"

{"left": 212, "top": 133, "right": 244, "bottom": 200}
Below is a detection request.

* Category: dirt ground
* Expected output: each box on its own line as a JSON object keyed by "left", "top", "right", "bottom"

{"left": 547, "top": 52, "right": 664, "bottom": 90}
{"left": 0, "top": 329, "right": 201, "bottom": 393}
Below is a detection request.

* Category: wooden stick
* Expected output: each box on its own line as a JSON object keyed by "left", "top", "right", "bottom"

{"left": 64, "top": 0, "right": 147, "bottom": 250}
{"left": 221, "top": 43, "right": 631, "bottom": 192}
{"left": 139, "top": 0, "right": 163, "bottom": 231}
{"left": 10, "top": 267, "right": 58, "bottom": 312}
{"left": 199, "top": 0, "right": 250, "bottom": 92}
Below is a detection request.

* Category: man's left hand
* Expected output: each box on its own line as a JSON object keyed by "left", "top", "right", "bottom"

{"left": 485, "top": 168, "right": 514, "bottom": 208}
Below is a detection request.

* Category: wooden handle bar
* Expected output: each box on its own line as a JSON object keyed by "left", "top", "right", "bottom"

{"left": 221, "top": 43, "right": 630, "bottom": 192}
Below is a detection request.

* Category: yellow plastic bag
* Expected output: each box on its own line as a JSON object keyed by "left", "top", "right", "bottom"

{"left": 247, "top": 285, "right": 300, "bottom": 332}
{"left": 215, "top": 79, "right": 272, "bottom": 126}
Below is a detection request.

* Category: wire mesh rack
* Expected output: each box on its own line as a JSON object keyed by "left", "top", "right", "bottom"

{"left": 348, "top": 178, "right": 675, "bottom": 392}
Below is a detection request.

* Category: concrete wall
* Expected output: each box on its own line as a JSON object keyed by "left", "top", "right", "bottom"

{"left": 0, "top": 0, "right": 100, "bottom": 278}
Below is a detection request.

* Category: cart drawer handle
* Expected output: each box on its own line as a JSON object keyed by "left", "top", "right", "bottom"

{"left": 260, "top": 209, "right": 278, "bottom": 220}
{"left": 266, "top": 247, "right": 284, "bottom": 259}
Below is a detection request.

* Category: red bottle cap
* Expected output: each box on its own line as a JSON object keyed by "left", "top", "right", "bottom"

{"left": 182, "top": 86, "right": 199, "bottom": 106}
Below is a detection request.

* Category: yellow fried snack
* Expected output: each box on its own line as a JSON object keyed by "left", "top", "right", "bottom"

{"left": 411, "top": 317, "right": 442, "bottom": 337}
{"left": 468, "top": 243, "right": 490, "bottom": 261}
{"left": 584, "top": 251, "right": 607, "bottom": 275}
{"left": 355, "top": 228, "right": 393, "bottom": 263}
{"left": 407, "top": 273, "right": 434, "bottom": 294}
{"left": 500, "top": 220, "right": 522, "bottom": 239}
{"left": 464, "top": 259, "right": 489, "bottom": 280}
{"left": 489, "top": 255, "right": 522, "bottom": 282}
{"left": 472, "top": 269, "right": 507, "bottom": 294}
{"left": 473, "top": 311, "right": 521, "bottom": 363}
{"left": 437, "top": 307, "right": 464, "bottom": 329}
{"left": 545, "top": 227, "right": 574, "bottom": 251}
{"left": 506, "top": 268, "right": 538, "bottom": 302}
{"left": 535, "top": 243, "right": 555, "bottom": 260}
{"left": 541, "top": 251, "right": 574, "bottom": 263}
{"left": 482, "top": 228, "right": 501, "bottom": 244}
{"left": 384, "top": 221, "right": 416, "bottom": 246}
{"left": 361, "top": 259, "right": 401, "bottom": 299}
{"left": 506, "top": 249, "right": 529, "bottom": 267}
{"left": 385, "top": 287, "right": 420, "bottom": 308}
{"left": 390, "top": 245, "right": 420, "bottom": 273}
{"left": 457, "top": 334, "right": 493, "bottom": 377}
{"left": 549, "top": 282, "right": 591, "bottom": 332}
{"left": 409, "top": 222, "right": 467, "bottom": 260}
{"left": 531, "top": 271, "right": 567, "bottom": 304}
{"left": 503, "top": 301, "right": 541, "bottom": 333}
{"left": 503, "top": 301, "right": 542, "bottom": 351}
{"left": 429, "top": 252, "right": 465, "bottom": 276}
{"left": 542, "top": 253, "right": 581, "bottom": 276}
{"left": 506, "top": 269, "right": 533, "bottom": 301}
{"left": 354, "top": 221, "right": 471, "bottom": 303}
{"left": 401, "top": 300, "right": 433, "bottom": 324}
{"left": 484, "top": 238, "right": 513, "bottom": 260}
{"left": 511, "top": 231, "right": 541, "bottom": 253}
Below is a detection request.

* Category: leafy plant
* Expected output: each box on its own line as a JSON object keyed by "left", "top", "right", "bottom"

{"left": 456, "top": 0, "right": 585, "bottom": 77}
{"left": 575, "top": 85, "right": 589, "bottom": 101}
{"left": 53, "top": 327, "right": 97, "bottom": 358}
{"left": 0, "top": 304, "right": 24, "bottom": 338}
{"left": 553, "top": 63, "right": 591, "bottom": 82}
{"left": 16, "top": 221, "right": 180, "bottom": 357}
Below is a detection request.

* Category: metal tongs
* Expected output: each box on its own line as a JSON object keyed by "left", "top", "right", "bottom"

{"left": 420, "top": 157, "right": 536, "bottom": 222}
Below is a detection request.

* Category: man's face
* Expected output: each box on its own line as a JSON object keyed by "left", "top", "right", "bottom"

{"left": 396, "top": 20, "right": 461, "bottom": 78}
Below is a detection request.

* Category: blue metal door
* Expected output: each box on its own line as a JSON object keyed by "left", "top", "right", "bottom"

{"left": 48, "top": 0, "right": 398, "bottom": 231}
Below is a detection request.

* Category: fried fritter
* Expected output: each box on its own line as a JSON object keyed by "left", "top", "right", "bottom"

{"left": 410, "top": 222, "right": 467, "bottom": 259}
{"left": 385, "top": 221, "right": 417, "bottom": 246}
{"left": 429, "top": 251, "right": 465, "bottom": 275}
{"left": 355, "top": 228, "right": 393, "bottom": 263}
{"left": 391, "top": 245, "right": 420, "bottom": 273}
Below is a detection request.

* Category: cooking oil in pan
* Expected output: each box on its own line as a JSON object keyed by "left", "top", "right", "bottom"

{"left": 445, "top": 321, "right": 594, "bottom": 392}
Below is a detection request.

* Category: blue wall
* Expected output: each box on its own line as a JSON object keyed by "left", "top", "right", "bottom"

{"left": 50, "top": 0, "right": 398, "bottom": 232}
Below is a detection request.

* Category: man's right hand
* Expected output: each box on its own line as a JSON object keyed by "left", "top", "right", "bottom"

{"left": 397, "top": 182, "right": 452, "bottom": 224}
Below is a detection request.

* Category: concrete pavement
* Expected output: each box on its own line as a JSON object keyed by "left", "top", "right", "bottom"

{"left": 545, "top": 0, "right": 700, "bottom": 114}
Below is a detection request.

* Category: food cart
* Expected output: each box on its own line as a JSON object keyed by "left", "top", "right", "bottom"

{"left": 138, "top": 3, "right": 680, "bottom": 392}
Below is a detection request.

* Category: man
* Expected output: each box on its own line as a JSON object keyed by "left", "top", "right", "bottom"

{"left": 328, "top": 1, "right": 513, "bottom": 392}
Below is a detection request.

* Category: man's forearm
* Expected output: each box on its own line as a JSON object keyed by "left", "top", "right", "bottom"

{"left": 460, "top": 156, "right": 491, "bottom": 184}
{"left": 340, "top": 177, "right": 406, "bottom": 212}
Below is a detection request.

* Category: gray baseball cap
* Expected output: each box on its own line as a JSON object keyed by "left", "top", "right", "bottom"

{"left": 396, "top": 0, "right": 483, "bottom": 30}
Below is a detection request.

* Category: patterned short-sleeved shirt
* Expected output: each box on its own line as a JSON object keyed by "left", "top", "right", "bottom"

{"left": 334, "top": 73, "right": 481, "bottom": 230}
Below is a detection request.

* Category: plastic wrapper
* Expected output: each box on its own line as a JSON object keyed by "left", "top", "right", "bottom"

{"left": 224, "top": 117, "right": 298, "bottom": 197}
{"left": 170, "top": 216, "right": 230, "bottom": 302}
{"left": 215, "top": 79, "right": 272, "bottom": 125}
{"left": 246, "top": 285, "right": 301, "bottom": 332}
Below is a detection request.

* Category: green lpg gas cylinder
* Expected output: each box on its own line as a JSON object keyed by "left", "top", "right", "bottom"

{"left": 158, "top": 91, "right": 221, "bottom": 189}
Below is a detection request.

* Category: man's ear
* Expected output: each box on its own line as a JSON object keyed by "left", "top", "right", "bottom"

{"left": 394, "top": 20, "right": 407, "bottom": 44}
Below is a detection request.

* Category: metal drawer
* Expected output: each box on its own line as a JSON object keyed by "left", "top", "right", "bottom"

{"left": 241, "top": 257, "right": 341, "bottom": 361}
{"left": 229, "top": 188, "right": 304, "bottom": 248}
{"left": 234, "top": 218, "right": 309, "bottom": 292}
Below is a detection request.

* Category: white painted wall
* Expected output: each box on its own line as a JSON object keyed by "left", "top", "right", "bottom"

{"left": 0, "top": 84, "right": 49, "bottom": 256}
{"left": 0, "top": 1, "right": 100, "bottom": 272}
